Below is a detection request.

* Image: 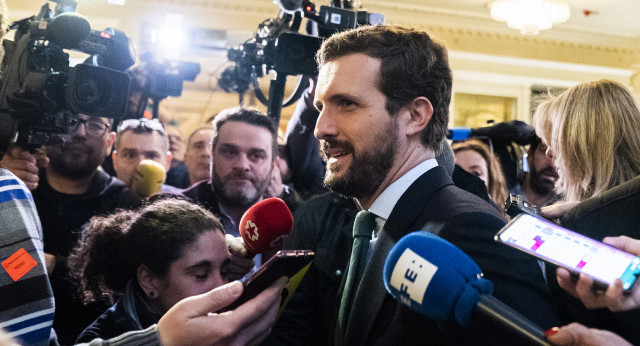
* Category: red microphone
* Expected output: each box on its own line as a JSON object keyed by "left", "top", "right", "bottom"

{"left": 239, "top": 197, "right": 294, "bottom": 254}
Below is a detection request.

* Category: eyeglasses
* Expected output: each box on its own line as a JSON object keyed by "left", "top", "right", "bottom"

{"left": 117, "top": 118, "right": 165, "bottom": 135}
{"left": 69, "top": 117, "right": 111, "bottom": 137}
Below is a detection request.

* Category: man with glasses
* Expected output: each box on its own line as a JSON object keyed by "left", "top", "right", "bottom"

{"left": 112, "top": 118, "right": 181, "bottom": 195}
{"left": 0, "top": 113, "right": 141, "bottom": 344}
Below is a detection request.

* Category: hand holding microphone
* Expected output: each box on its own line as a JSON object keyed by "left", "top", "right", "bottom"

{"left": 383, "top": 231, "right": 551, "bottom": 345}
{"left": 226, "top": 198, "right": 294, "bottom": 280}
{"left": 131, "top": 159, "right": 166, "bottom": 198}
{"left": 239, "top": 197, "right": 294, "bottom": 254}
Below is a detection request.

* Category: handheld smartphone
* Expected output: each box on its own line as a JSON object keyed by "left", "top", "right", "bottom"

{"left": 219, "top": 249, "right": 315, "bottom": 312}
{"left": 495, "top": 213, "right": 640, "bottom": 292}
{"left": 504, "top": 194, "right": 538, "bottom": 218}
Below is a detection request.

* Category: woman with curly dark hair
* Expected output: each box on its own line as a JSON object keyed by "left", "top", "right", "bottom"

{"left": 68, "top": 197, "right": 229, "bottom": 343}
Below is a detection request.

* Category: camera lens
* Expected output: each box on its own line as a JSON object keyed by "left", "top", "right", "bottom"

{"left": 72, "top": 78, "right": 105, "bottom": 111}
{"left": 66, "top": 64, "right": 130, "bottom": 118}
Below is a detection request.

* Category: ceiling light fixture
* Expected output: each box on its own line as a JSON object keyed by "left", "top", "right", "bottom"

{"left": 489, "top": 0, "right": 570, "bottom": 35}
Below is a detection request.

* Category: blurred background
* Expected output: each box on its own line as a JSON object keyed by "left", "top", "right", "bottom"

{"left": 5, "top": 0, "right": 640, "bottom": 135}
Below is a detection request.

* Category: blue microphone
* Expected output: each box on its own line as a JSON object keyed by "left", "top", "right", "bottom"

{"left": 383, "top": 231, "right": 550, "bottom": 346}
{"left": 447, "top": 127, "right": 472, "bottom": 141}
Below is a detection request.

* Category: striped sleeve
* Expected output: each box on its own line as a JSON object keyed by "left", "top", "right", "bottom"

{"left": 0, "top": 169, "right": 55, "bottom": 346}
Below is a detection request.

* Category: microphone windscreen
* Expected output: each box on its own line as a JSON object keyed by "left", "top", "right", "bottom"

{"left": 274, "top": 0, "right": 303, "bottom": 11}
{"left": 383, "top": 231, "right": 493, "bottom": 325}
{"left": 131, "top": 159, "right": 166, "bottom": 198}
{"left": 46, "top": 13, "right": 91, "bottom": 48}
{"left": 240, "top": 197, "right": 294, "bottom": 254}
{"left": 447, "top": 127, "right": 472, "bottom": 141}
{"left": 470, "top": 121, "right": 535, "bottom": 146}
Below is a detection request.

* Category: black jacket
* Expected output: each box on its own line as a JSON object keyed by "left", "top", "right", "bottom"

{"left": 34, "top": 169, "right": 141, "bottom": 344}
{"left": 546, "top": 174, "right": 640, "bottom": 345}
{"left": 267, "top": 166, "right": 559, "bottom": 346}
{"left": 76, "top": 281, "right": 161, "bottom": 343}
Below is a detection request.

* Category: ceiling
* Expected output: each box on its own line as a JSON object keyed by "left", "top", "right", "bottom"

{"left": 5, "top": 0, "right": 640, "bottom": 131}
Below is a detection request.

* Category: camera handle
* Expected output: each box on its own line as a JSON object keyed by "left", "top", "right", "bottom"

{"left": 255, "top": 71, "right": 310, "bottom": 124}
{"left": 267, "top": 73, "right": 286, "bottom": 124}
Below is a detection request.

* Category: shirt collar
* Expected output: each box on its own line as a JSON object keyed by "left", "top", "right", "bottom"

{"left": 368, "top": 159, "right": 438, "bottom": 220}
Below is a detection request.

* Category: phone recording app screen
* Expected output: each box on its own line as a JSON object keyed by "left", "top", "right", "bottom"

{"left": 499, "top": 214, "right": 640, "bottom": 287}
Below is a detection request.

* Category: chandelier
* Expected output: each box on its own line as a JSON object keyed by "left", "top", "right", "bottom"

{"left": 489, "top": 0, "right": 571, "bottom": 35}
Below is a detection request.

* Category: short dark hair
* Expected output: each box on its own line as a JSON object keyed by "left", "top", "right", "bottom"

{"left": 529, "top": 135, "right": 542, "bottom": 152}
{"left": 211, "top": 107, "right": 278, "bottom": 161}
{"left": 317, "top": 24, "right": 452, "bottom": 152}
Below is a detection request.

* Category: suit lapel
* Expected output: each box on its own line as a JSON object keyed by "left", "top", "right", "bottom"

{"left": 344, "top": 166, "right": 454, "bottom": 344}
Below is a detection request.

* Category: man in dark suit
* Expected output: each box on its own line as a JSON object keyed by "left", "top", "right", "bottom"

{"left": 267, "top": 24, "right": 558, "bottom": 345}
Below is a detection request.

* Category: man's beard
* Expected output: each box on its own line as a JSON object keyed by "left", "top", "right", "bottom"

{"left": 212, "top": 169, "right": 271, "bottom": 208}
{"left": 528, "top": 165, "right": 557, "bottom": 196}
{"left": 47, "top": 141, "right": 104, "bottom": 180}
{"left": 321, "top": 123, "right": 398, "bottom": 199}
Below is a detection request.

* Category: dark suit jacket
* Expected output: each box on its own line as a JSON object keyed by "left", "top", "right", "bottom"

{"left": 267, "top": 166, "right": 558, "bottom": 346}
{"left": 546, "top": 174, "right": 640, "bottom": 344}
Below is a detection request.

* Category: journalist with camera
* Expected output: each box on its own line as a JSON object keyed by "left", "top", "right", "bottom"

{"left": 0, "top": 0, "right": 143, "bottom": 342}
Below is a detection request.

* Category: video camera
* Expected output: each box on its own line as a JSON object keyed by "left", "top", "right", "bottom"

{"left": 124, "top": 52, "right": 201, "bottom": 120}
{"left": 218, "top": 0, "right": 384, "bottom": 123}
{"left": 0, "top": 0, "right": 136, "bottom": 153}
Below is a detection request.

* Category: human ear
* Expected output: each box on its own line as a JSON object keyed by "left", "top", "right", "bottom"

{"left": 104, "top": 131, "right": 116, "bottom": 157}
{"left": 405, "top": 96, "right": 433, "bottom": 137}
{"left": 137, "top": 265, "right": 160, "bottom": 299}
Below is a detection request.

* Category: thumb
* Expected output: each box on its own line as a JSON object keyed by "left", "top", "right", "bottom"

{"left": 226, "top": 234, "right": 249, "bottom": 257}
{"left": 182, "top": 281, "right": 244, "bottom": 317}
{"left": 603, "top": 236, "right": 640, "bottom": 256}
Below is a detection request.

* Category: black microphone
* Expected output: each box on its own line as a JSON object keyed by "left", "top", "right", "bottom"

{"left": 274, "top": 0, "right": 303, "bottom": 12}
{"left": 447, "top": 120, "right": 535, "bottom": 146}
{"left": 45, "top": 12, "right": 91, "bottom": 48}
{"left": 383, "top": 231, "right": 551, "bottom": 346}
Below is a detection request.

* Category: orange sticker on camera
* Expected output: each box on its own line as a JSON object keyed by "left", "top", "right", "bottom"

{"left": 2, "top": 248, "right": 37, "bottom": 282}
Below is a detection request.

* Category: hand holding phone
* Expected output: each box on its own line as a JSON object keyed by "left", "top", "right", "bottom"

{"left": 504, "top": 194, "right": 538, "bottom": 219}
{"left": 218, "top": 249, "right": 314, "bottom": 312}
{"left": 495, "top": 214, "right": 640, "bottom": 293}
{"left": 556, "top": 236, "right": 640, "bottom": 312}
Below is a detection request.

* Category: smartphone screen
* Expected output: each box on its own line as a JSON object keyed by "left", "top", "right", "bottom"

{"left": 495, "top": 213, "right": 640, "bottom": 291}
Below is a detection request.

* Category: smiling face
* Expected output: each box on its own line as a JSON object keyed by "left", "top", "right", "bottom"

{"left": 314, "top": 53, "right": 401, "bottom": 201}
{"left": 211, "top": 121, "right": 274, "bottom": 208}
{"left": 152, "top": 230, "right": 230, "bottom": 314}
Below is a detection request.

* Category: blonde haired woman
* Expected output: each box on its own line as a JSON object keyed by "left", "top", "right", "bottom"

{"left": 534, "top": 79, "right": 640, "bottom": 344}
{"left": 534, "top": 79, "right": 640, "bottom": 203}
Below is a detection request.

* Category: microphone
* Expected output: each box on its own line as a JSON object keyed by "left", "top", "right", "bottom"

{"left": 447, "top": 127, "right": 472, "bottom": 141}
{"left": 45, "top": 13, "right": 92, "bottom": 48}
{"left": 131, "top": 159, "right": 166, "bottom": 198}
{"left": 447, "top": 121, "right": 535, "bottom": 146}
{"left": 383, "top": 231, "right": 550, "bottom": 346}
{"left": 274, "top": 0, "right": 303, "bottom": 12}
{"left": 239, "top": 197, "right": 294, "bottom": 254}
